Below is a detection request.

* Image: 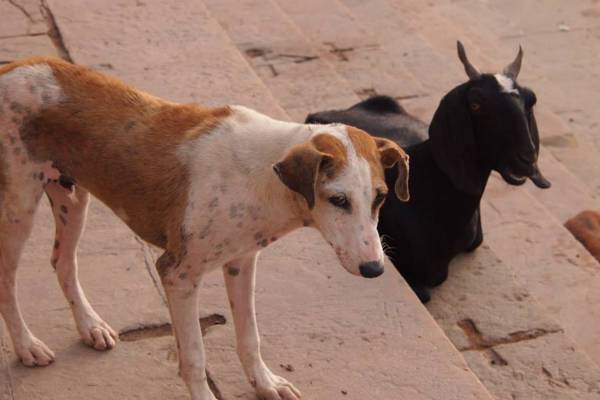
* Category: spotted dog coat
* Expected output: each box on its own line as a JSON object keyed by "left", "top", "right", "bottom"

{"left": 0, "top": 57, "right": 409, "bottom": 400}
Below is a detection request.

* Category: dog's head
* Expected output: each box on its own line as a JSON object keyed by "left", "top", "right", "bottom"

{"left": 429, "top": 41, "right": 551, "bottom": 195}
{"left": 273, "top": 125, "right": 409, "bottom": 278}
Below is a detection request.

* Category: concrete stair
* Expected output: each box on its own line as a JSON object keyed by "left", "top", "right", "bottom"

{"left": 200, "top": 0, "right": 600, "bottom": 398}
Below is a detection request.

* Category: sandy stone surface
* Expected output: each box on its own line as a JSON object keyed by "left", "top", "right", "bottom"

{"left": 1, "top": 0, "right": 599, "bottom": 398}
{"left": 427, "top": 246, "right": 600, "bottom": 400}
{"left": 0, "top": 0, "right": 496, "bottom": 399}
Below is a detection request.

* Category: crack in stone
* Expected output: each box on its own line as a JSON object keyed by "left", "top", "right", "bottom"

{"left": 120, "top": 314, "right": 227, "bottom": 399}
{"left": 206, "top": 369, "right": 225, "bottom": 400}
{"left": 0, "top": 32, "right": 47, "bottom": 40}
{"left": 323, "top": 42, "right": 379, "bottom": 62}
{"left": 457, "top": 318, "right": 563, "bottom": 364}
{"left": 395, "top": 93, "right": 427, "bottom": 101}
{"left": 7, "top": 0, "right": 35, "bottom": 23}
{"left": 134, "top": 235, "right": 167, "bottom": 305}
{"left": 0, "top": 335, "right": 16, "bottom": 400}
{"left": 119, "top": 314, "right": 226, "bottom": 342}
{"left": 40, "top": 0, "right": 73, "bottom": 62}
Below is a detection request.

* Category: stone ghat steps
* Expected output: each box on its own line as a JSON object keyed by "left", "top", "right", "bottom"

{"left": 201, "top": 0, "right": 600, "bottom": 398}
{"left": 0, "top": 0, "right": 495, "bottom": 399}
{"left": 342, "top": 0, "right": 600, "bottom": 367}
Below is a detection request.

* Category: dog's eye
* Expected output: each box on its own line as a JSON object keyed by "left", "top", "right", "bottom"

{"left": 328, "top": 193, "right": 351, "bottom": 211}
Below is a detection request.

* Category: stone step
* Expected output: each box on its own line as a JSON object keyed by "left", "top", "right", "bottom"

{"left": 0, "top": 0, "right": 495, "bottom": 399}
{"left": 263, "top": 0, "right": 600, "bottom": 395}
{"left": 427, "top": 244, "right": 600, "bottom": 400}
{"left": 352, "top": 0, "right": 600, "bottom": 366}
{"left": 326, "top": 0, "right": 600, "bottom": 357}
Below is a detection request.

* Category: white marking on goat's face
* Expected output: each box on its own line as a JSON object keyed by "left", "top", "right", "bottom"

{"left": 310, "top": 129, "right": 385, "bottom": 276}
{"left": 494, "top": 74, "right": 519, "bottom": 95}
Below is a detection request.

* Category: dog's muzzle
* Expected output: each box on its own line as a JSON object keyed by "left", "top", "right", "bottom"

{"left": 359, "top": 261, "right": 384, "bottom": 278}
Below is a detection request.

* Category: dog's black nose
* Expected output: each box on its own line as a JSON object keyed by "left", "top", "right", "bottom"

{"left": 359, "top": 261, "right": 384, "bottom": 278}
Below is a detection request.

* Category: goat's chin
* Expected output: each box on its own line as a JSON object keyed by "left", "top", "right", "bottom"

{"left": 499, "top": 169, "right": 527, "bottom": 186}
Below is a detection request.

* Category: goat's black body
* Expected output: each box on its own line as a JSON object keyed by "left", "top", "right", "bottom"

{"left": 378, "top": 141, "right": 484, "bottom": 301}
{"left": 306, "top": 96, "right": 486, "bottom": 303}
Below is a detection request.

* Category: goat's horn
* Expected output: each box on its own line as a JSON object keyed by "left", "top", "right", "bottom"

{"left": 503, "top": 45, "right": 523, "bottom": 79}
{"left": 457, "top": 41, "right": 481, "bottom": 80}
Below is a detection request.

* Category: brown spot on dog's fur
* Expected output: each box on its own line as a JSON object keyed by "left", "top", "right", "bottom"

{"left": 60, "top": 205, "right": 68, "bottom": 213}
{"left": 347, "top": 127, "right": 409, "bottom": 202}
{"left": 227, "top": 266, "right": 240, "bottom": 276}
{"left": 156, "top": 251, "right": 177, "bottom": 278}
{"left": 8, "top": 56, "right": 232, "bottom": 249}
{"left": 274, "top": 133, "right": 348, "bottom": 209}
{"left": 54, "top": 240, "right": 60, "bottom": 249}
{"left": 565, "top": 210, "right": 600, "bottom": 262}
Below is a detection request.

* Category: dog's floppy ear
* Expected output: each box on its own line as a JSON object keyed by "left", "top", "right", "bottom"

{"left": 429, "top": 85, "right": 484, "bottom": 195}
{"left": 374, "top": 137, "right": 410, "bottom": 202}
{"left": 273, "top": 141, "right": 333, "bottom": 209}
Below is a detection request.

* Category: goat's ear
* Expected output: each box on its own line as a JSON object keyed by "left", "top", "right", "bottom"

{"left": 273, "top": 142, "right": 331, "bottom": 209}
{"left": 429, "top": 86, "right": 485, "bottom": 195}
{"left": 374, "top": 137, "right": 410, "bottom": 202}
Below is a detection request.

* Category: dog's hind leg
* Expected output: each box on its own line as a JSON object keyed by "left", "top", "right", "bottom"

{"left": 224, "top": 253, "right": 301, "bottom": 400}
{"left": 0, "top": 177, "right": 54, "bottom": 366}
{"left": 45, "top": 182, "right": 117, "bottom": 351}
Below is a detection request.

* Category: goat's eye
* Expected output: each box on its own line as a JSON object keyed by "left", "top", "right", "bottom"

{"left": 328, "top": 193, "right": 351, "bottom": 210}
{"left": 470, "top": 103, "right": 480, "bottom": 111}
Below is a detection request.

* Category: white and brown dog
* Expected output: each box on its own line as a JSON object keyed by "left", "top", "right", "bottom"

{"left": 0, "top": 57, "right": 409, "bottom": 400}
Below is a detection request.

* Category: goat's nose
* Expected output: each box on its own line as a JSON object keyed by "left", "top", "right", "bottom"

{"left": 359, "top": 261, "right": 384, "bottom": 278}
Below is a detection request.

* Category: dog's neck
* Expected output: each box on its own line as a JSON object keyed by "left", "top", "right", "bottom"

{"left": 179, "top": 106, "right": 313, "bottom": 261}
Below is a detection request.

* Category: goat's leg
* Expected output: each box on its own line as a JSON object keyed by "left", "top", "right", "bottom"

{"left": 224, "top": 253, "right": 301, "bottom": 400}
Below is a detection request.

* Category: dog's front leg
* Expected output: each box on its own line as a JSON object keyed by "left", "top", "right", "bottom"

{"left": 159, "top": 254, "right": 216, "bottom": 400}
{"left": 224, "top": 253, "right": 302, "bottom": 400}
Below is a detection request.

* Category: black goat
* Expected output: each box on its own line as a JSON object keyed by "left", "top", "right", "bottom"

{"left": 306, "top": 42, "right": 551, "bottom": 303}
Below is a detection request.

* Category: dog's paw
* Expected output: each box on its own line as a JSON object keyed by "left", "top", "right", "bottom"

{"left": 17, "top": 336, "right": 55, "bottom": 367}
{"left": 79, "top": 320, "right": 118, "bottom": 351}
{"left": 253, "top": 369, "right": 302, "bottom": 400}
